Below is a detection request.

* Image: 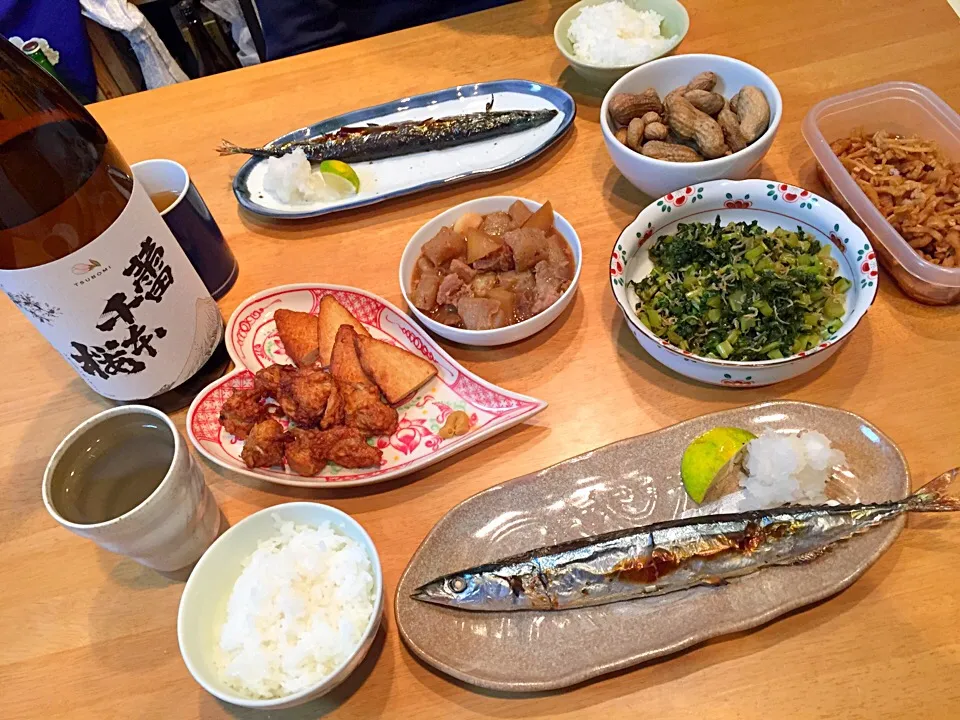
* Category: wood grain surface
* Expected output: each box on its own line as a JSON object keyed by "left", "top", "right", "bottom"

{"left": 3, "top": 1, "right": 960, "bottom": 718}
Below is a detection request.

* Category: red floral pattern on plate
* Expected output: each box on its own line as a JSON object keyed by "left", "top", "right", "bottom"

{"left": 375, "top": 417, "right": 442, "bottom": 456}
{"left": 766, "top": 183, "right": 818, "bottom": 209}
{"left": 781, "top": 184, "right": 808, "bottom": 203}
{"left": 656, "top": 186, "right": 703, "bottom": 212}
{"left": 610, "top": 250, "right": 623, "bottom": 276}
{"left": 188, "top": 284, "right": 547, "bottom": 488}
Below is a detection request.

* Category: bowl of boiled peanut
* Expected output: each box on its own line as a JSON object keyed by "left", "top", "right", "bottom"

{"left": 600, "top": 53, "right": 782, "bottom": 198}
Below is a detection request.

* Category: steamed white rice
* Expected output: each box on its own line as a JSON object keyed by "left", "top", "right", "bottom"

{"left": 567, "top": 2, "right": 677, "bottom": 66}
{"left": 215, "top": 517, "right": 375, "bottom": 699}
{"left": 737, "top": 430, "right": 846, "bottom": 511}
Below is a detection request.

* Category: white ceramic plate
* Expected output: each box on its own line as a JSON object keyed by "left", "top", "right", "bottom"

{"left": 186, "top": 284, "right": 547, "bottom": 487}
{"left": 233, "top": 80, "right": 575, "bottom": 219}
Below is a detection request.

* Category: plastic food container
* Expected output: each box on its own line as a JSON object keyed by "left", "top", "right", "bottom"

{"left": 802, "top": 82, "right": 960, "bottom": 305}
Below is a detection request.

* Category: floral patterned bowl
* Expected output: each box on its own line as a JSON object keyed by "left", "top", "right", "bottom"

{"left": 186, "top": 284, "right": 547, "bottom": 487}
{"left": 609, "top": 179, "right": 878, "bottom": 387}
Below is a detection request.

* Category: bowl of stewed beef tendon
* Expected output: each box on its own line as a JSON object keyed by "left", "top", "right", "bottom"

{"left": 399, "top": 197, "right": 582, "bottom": 346}
{"left": 609, "top": 178, "right": 877, "bottom": 387}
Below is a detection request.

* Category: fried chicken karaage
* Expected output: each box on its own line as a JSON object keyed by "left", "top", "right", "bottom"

{"left": 219, "top": 298, "right": 439, "bottom": 477}
{"left": 254, "top": 364, "right": 296, "bottom": 397}
{"left": 330, "top": 325, "right": 399, "bottom": 435}
{"left": 339, "top": 380, "right": 399, "bottom": 436}
{"left": 277, "top": 365, "right": 334, "bottom": 426}
{"left": 286, "top": 426, "right": 382, "bottom": 473}
{"left": 219, "top": 388, "right": 266, "bottom": 439}
{"left": 321, "top": 383, "right": 344, "bottom": 429}
{"left": 240, "top": 418, "right": 287, "bottom": 469}
{"left": 285, "top": 427, "right": 328, "bottom": 476}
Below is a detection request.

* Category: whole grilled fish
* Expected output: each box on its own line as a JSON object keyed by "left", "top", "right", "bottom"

{"left": 413, "top": 469, "right": 960, "bottom": 611}
{"left": 217, "top": 108, "right": 558, "bottom": 164}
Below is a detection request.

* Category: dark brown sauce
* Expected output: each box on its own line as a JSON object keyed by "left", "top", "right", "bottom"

{"left": 611, "top": 522, "right": 797, "bottom": 585}
{"left": 612, "top": 549, "right": 682, "bottom": 584}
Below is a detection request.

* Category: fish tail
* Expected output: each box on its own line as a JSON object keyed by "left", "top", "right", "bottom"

{"left": 216, "top": 139, "right": 276, "bottom": 158}
{"left": 905, "top": 468, "right": 960, "bottom": 512}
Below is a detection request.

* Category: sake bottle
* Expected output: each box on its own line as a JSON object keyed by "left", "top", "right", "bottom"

{"left": 0, "top": 34, "right": 226, "bottom": 406}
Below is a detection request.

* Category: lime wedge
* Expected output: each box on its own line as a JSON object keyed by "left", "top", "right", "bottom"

{"left": 318, "top": 159, "right": 360, "bottom": 195}
{"left": 681, "top": 427, "right": 757, "bottom": 503}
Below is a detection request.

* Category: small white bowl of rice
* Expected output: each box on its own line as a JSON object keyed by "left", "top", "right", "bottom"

{"left": 177, "top": 502, "right": 383, "bottom": 709}
{"left": 554, "top": 0, "right": 690, "bottom": 86}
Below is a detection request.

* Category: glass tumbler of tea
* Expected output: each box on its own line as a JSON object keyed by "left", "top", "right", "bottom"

{"left": 42, "top": 405, "right": 221, "bottom": 571}
{"left": 132, "top": 159, "right": 238, "bottom": 299}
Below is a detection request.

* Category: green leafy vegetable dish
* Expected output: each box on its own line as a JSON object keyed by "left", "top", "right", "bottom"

{"left": 628, "top": 218, "right": 850, "bottom": 361}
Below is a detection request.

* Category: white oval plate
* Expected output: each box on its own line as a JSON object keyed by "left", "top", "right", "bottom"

{"left": 233, "top": 80, "right": 575, "bottom": 219}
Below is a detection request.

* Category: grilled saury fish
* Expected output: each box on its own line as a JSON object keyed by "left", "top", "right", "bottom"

{"left": 412, "top": 469, "right": 960, "bottom": 611}
{"left": 218, "top": 108, "right": 558, "bottom": 164}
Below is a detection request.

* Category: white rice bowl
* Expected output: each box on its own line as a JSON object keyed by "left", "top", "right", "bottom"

{"left": 215, "top": 517, "right": 376, "bottom": 699}
{"left": 567, "top": 2, "right": 677, "bottom": 66}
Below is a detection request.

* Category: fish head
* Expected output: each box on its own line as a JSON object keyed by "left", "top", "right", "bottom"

{"left": 412, "top": 563, "right": 539, "bottom": 611}
{"left": 412, "top": 571, "right": 491, "bottom": 608}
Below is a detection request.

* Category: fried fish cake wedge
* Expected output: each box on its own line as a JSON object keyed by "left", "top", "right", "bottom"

{"left": 318, "top": 295, "right": 369, "bottom": 366}
{"left": 274, "top": 309, "right": 319, "bottom": 367}
{"left": 330, "top": 324, "right": 372, "bottom": 384}
{"left": 240, "top": 418, "right": 287, "bottom": 469}
{"left": 354, "top": 335, "right": 437, "bottom": 404}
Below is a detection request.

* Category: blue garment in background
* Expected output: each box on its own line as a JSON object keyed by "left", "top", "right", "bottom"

{"left": 259, "top": 0, "right": 517, "bottom": 61}
{"left": 0, "top": 0, "right": 97, "bottom": 102}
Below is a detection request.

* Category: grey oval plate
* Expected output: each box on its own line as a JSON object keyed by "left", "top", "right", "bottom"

{"left": 395, "top": 401, "right": 909, "bottom": 692}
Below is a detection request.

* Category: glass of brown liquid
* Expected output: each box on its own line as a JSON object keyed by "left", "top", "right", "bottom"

{"left": 150, "top": 189, "right": 182, "bottom": 213}
{"left": 132, "top": 159, "right": 238, "bottom": 300}
{"left": 42, "top": 405, "right": 221, "bottom": 571}
{"left": 131, "top": 159, "right": 236, "bottom": 413}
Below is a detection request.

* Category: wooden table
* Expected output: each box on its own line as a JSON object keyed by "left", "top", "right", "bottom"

{"left": 4, "top": 1, "right": 960, "bottom": 717}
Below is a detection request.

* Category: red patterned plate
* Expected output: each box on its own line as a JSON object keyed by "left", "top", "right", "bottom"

{"left": 186, "top": 284, "right": 547, "bottom": 487}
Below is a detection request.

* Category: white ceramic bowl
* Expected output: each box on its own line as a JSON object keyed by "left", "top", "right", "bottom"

{"left": 177, "top": 502, "right": 384, "bottom": 710}
{"left": 610, "top": 179, "right": 878, "bottom": 387}
{"left": 553, "top": 0, "right": 690, "bottom": 87}
{"left": 600, "top": 54, "right": 783, "bottom": 198}
{"left": 399, "top": 196, "right": 582, "bottom": 347}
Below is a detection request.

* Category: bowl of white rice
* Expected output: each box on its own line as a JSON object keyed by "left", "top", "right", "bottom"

{"left": 177, "top": 502, "right": 383, "bottom": 709}
{"left": 554, "top": 0, "right": 689, "bottom": 86}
